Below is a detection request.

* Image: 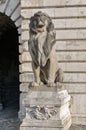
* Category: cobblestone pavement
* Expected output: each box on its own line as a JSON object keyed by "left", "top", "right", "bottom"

{"left": 0, "top": 106, "right": 86, "bottom": 130}
{"left": 0, "top": 106, "right": 20, "bottom": 130}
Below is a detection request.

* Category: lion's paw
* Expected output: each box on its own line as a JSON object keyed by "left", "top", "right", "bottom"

{"left": 47, "top": 82, "right": 55, "bottom": 87}
{"left": 39, "top": 82, "right": 43, "bottom": 86}
{"left": 31, "top": 82, "right": 39, "bottom": 87}
{"left": 31, "top": 81, "right": 44, "bottom": 87}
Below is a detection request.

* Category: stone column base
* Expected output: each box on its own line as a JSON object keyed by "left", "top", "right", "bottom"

{"left": 20, "top": 89, "right": 71, "bottom": 130}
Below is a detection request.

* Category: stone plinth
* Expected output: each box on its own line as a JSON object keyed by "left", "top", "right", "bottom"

{"left": 20, "top": 87, "right": 71, "bottom": 130}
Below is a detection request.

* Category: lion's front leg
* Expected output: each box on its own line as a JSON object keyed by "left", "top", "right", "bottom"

{"left": 47, "top": 54, "right": 57, "bottom": 87}
{"left": 32, "top": 63, "right": 42, "bottom": 87}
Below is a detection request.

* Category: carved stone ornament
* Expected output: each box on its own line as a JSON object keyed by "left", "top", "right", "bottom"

{"left": 29, "top": 11, "right": 63, "bottom": 87}
{"left": 20, "top": 90, "right": 71, "bottom": 130}
{"left": 26, "top": 106, "right": 57, "bottom": 120}
{"left": 0, "top": 0, "right": 6, "bottom": 4}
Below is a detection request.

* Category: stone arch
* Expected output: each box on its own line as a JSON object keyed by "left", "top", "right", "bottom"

{"left": 0, "top": 0, "right": 21, "bottom": 110}
{"left": 0, "top": 0, "right": 21, "bottom": 35}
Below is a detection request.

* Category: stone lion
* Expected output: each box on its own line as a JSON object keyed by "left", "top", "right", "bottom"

{"left": 28, "top": 11, "right": 63, "bottom": 87}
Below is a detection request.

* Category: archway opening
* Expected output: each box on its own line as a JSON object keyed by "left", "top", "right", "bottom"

{"left": 0, "top": 13, "right": 19, "bottom": 112}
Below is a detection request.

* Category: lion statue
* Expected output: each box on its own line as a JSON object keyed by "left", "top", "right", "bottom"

{"left": 28, "top": 11, "right": 63, "bottom": 87}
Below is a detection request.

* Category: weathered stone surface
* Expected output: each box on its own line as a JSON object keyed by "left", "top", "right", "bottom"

{"left": 21, "top": 31, "right": 29, "bottom": 41}
{"left": 20, "top": 83, "right": 64, "bottom": 92}
{"left": 20, "top": 51, "right": 86, "bottom": 62}
{"left": 20, "top": 52, "right": 32, "bottom": 63}
{"left": 19, "top": 45, "right": 23, "bottom": 54}
{"left": 64, "top": 84, "right": 86, "bottom": 93}
{"left": 20, "top": 90, "right": 71, "bottom": 130}
{"left": 19, "top": 93, "right": 28, "bottom": 121}
{"left": 19, "top": 63, "right": 32, "bottom": 73}
{"left": 22, "top": 41, "right": 29, "bottom": 52}
{"left": 57, "top": 51, "right": 86, "bottom": 62}
{"left": 28, "top": 11, "right": 63, "bottom": 87}
{"left": 18, "top": 27, "right": 22, "bottom": 34}
{"left": 0, "top": 0, "right": 8, "bottom": 12}
{"left": 22, "top": 19, "right": 86, "bottom": 30}
{"left": 0, "top": 0, "right": 86, "bottom": 127}
{"left": 20, "top": 83, "right": 30, "bottom": 92}
{"left": 5, "top": 0, "right": 19, "bottom": 16}
{"left": 19, "top": 73, "right": 34, "bottom": 82}
{"left": 21, "top": 7, "right": 86, "bottom": 19}
{"left": 64, "top": 73, "right": 86, "bottom": 83}
{"left": 11, "top": 5, "right": 20, "bottom": 21}
{"left": 20, "top": 83, "right": 86, "bottom": 94}
{"left": 19, "top": 72, "right": 86, "bottom": 83}
{"left": 55, "top": 40, "right": 86, "bottom": 51}
{"left": 70, "top": 94, "right": 86, "bottom": 124}
{"left": 70, "top": 124, "right": 86, "bottom": 130}
{"left": 21, "top": 29, "right": 86, "bottom": 40}
{"left": 21, "top": 0, "right": 86, "bottom": 7}
{"left": 19, "top": 36, "right": 22, "bottom": 44}
{"left": 15, "top": 18, "right": 22, "bottom": 27}
{"left": 19, "top": 62, "right": 86, "bottom": 73}
{"left": 20, "top": 125, "right": 86, "bottom": 130}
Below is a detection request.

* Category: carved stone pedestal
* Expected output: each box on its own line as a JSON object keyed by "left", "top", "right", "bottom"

{"left": 20, "top": 87, "right": 71, "bottom": 130}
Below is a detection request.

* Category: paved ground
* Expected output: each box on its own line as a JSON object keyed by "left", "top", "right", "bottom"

{"left": 0, "top": 105, "right": 20, "bottom": 130}
{"left": 0, "top": 106, "right": 86, "bottom": 130}
{"left": 70, "top": 124, "right": 86, "bottom": 130}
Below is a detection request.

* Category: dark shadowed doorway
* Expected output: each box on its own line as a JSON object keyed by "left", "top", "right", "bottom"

{"left": 0, "top": 13, "right": 19, "bottom": 111}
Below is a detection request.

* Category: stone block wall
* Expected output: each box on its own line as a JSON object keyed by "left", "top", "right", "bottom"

{"left": 20, "top": 0, "right": 86, "bottom": 124}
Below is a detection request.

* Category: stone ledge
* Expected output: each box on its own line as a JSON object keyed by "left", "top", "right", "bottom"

{"left": 21, "top": 117, "right": 71, "bottom": 128}
{"left": 20, "top": 83, "right": 64, "bottom": 92}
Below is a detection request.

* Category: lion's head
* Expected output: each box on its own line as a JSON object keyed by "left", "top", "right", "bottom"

{"left": 29, "top": 11, "right": 56, "bottom": 35}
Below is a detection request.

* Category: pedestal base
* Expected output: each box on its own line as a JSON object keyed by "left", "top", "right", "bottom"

{"left": 20, "top": 89, "right": 71, "bottom": 130}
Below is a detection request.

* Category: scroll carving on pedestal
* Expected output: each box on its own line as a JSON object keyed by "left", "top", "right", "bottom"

{"left": 27, "top": 106, "right": 57, "bottom": 120}
{"left": 28, "top": 11, "right": 63, "bottom": 87}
